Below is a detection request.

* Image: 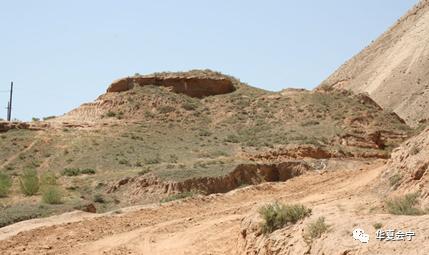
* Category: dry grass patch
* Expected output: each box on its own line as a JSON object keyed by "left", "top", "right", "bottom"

{"left": 259, "top": 202, "right": 311, "bottom": 234}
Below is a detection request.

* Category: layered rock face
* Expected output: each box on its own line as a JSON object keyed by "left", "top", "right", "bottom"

{"left": 107, "top": 71, "right": 236, "bottom": 98}
{"left": 382, "top": 127, "right": 429, "bottom": 206}
{"left": 318, "top": 0, "right": 429, "bottom": 127}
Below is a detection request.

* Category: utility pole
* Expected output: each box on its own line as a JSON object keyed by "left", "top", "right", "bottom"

{"left": 7, "top": 82, "right": 13, "bottom": 121}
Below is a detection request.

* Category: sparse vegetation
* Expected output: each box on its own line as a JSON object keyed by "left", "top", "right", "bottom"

{"left": 0, "top": 71, "right": 415, "bottom": 230}
{"left": 410, "top": 144, "right": 420, "bottom": 155}
{"left": 388, "top": 173, "right": 402, "bottom": 188}
{"left": 42, "top": 185, "right": 63, "bottom": 204}
{"left": 373, "top": 222, "right": 383, "bottom": 229}
{"left": 93, "top": 194, "right": 106, "bottom": 203}
{"left": 224, "top": 134, "right": 239, "bottom": 143}
{"left": 160, "top": 191, "right": 197, "bottom": 203}
{"left": 304, "top": 217, "right": 329, "bottom": 243}
{"left": 62, "top": 168, "right": 96, "bottom": 176}
{"left": 43, "top": 116, "right": 56, "bottom": 121}
{"left": 62, "top": 168, "right": 80, "bottom": 176}
{"left": 182, "top": 101, "right": 198, "bottom": 111}
{"left": 0, "top": 173, "right": 12, "bottom": 197}
{"left": 386, "top": 193, "right": 425, "bottom": 215}
{"left": 138, "top": 168, "right": 151, "bottom": 176}
{"left": 259, "top": 202, "right": 311, "bottom": 234}
{"left": 158, "top": 106, "right": 175, "bottom": 114}
{"left": 106, "top": 111, "right": 116, "bottom": 117}
{"left": 41, "top": 171, "right": 57, "bottom": 186}
{"left": 81, "top": 168, "right": 96, "bottom": 175}
{"left": 144, "top": 155, "right": 161, "bottom": 165}
{"left": 19, "top": 169, "right": 40, "bottom": 196}
{"left": 0, "top": 204, "right": 48, "bottom": 228}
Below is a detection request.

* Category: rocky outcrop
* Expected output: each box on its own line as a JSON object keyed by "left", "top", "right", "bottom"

{"left": 107, "top": 71, "right": 236, "bottom": 98}
{"left": 108, "top": 161, "right": 312, "bottom": 200}
{"left": 381, "top": 127, "right": 429, "bottom": 206}
{"left": 318, "top": 0, "right": 429, "bottom": 127}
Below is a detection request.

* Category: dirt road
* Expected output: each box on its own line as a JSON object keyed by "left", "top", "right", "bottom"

{"left": 0, "top": 160, "right": 428, "bottom": 255}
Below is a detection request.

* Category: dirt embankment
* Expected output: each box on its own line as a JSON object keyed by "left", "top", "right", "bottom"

{"left": 108, "top": 161, "right": 312, "bottom": 200}
{"left": 381, "top": 127, "right": 429, "bottom": 206}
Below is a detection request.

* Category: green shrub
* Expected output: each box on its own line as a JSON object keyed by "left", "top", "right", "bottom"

{"left": 158, "top": 106, "right": 175, "bottom": 114}
{"left": 118, "top": 159, "right": 130, "bottom": 165}
{"left": 41, "top": 171, "right": 57, "bottom": 186}
{"left": 106, "top": 111, "right": 116, "bottom": 117}
{"left": 63, "top": 168, "right": 81, "bottom": 176}
{"left": 182, "top": 102, "right": 198, "bottom": 111}
{"left": 224, "top": 134, "right": 240, "bottom": 143}
{"left": 304, "top": 217, "right": 329, "bottom": 242}
{"left": 19, "top": 169, "right": 40, "bottom": 196}
{"left": 93, "top": 194, "right": 105, "bottom": 203}
{"left": 198, "top": 129, "right": 212, "bottom": 137}
{"left": 0, "top": 204, "right": 49, "bottom": 227}
{"left": 62, "top": 168, "right": 96, "bottom": 176}
{"left": 373, "top": 222, "right": 383, "bottom": 229}
{"left": 259, "top": 202, "right": 311, "bottom": 234}
{"left": 42, "top": 185, "right": 63, "bottom": 204}
{"left": 160, "top": 191, "right": 196, "bottom": 203}
{"left": 301, "top": 120, "right": 320, "bottom": 127}
{"left": 144, "top": 156, "right": 161, "bottom": 165}
{"left": 80, "top": 168, "right": 96, "bottom": 175}
{"left": 43, "top": 116, "right": 56, "bottom": 121}
{"left": 0, "top": 173, "right": 12, "bottom": 197}
{"left": 388, "top": 173, "right": 402, "bottom": 188}
{"left": 138, "top": 168, "right": 151, "bottom": 176}
{"left": 386, "top": 193, "right": 425, "bottom": 215}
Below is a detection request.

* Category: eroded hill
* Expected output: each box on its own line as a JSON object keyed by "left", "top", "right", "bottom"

{"left": 0, "top": 70, "right": 412, "bottom": 228}
{"left": 318, "top": 0, "right": 429, "bottom": 127}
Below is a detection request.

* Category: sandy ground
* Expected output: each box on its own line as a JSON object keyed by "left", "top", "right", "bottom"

{"left": 0, "top": 160, "right": 428, "bottom": 255}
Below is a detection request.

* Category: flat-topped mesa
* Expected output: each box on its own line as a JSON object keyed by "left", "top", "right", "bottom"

{"left": 107, "top": 70, "right": 236, "bottom": 98}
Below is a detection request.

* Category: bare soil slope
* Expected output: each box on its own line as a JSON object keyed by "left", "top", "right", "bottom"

{"left": 318, "top": 0, "right": 429, "bottom": 127}
{"left": 381, "top": 127, "right": 429, "bottom": 207}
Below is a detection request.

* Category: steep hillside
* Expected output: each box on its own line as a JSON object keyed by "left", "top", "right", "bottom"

{"left": 318, "top": 0, "right": 429, "bottom": 127}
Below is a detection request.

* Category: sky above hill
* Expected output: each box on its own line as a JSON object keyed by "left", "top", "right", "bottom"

{"left": 0, "top": 0, "right": 419, "bottom": 121}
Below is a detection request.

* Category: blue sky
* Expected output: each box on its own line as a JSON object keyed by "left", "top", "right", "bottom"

{"left": 0, "top": 0, "right": 418, "bottom": 120}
